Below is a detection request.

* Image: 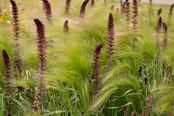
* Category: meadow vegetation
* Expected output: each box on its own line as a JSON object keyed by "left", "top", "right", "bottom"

{"left": 0, "top": 0, "right": 174, "bottom": 116}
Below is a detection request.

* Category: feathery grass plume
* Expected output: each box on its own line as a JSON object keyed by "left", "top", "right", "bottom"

{"left": 42, "top": 0, "right": 52, "bottom": 23}
{"left": 145, "top": 93, "right": 152, "bottom": 116}
{"left": 93, "top": 44, "right": 103, "bottom": 94}
{"left": 10, "top": 0, "right": 23, "bottom": 77}
{"left": 63, "top": 20, "right": 69, "bottom": 33}
{"left": 65, "top": 0, "right": 71, "bottom": 16}
{"left": 111, "top": 5, "right": 114, "bottom": 10}
{"left": 125, "top": 0, "right": 130, "bottom": 29}
{"left": 80, "top": 0, "right": 89, "bottom": 18}
{"left": 33, "top": 19, "right": 46, "bottom": 111}
{"left": 169, "top": 4, "right": 174, "bottom": 19}
{"left": 131, "top": 110, "right": 135, "bottom": 116}
{"left": 157, "top": 8, "right": 162, "bottom": 17}
{"left": 106, "top": 13, "right": 114, "bottom": 72}
{"left": 156, "top": 17, "right": 162, "bottom": 48}
{"left": 132, "top": 0, "right": 138, "bottom": 32}
{"left": 124, "top": 107, "right": 129, "bottom": 116}
{"left": 3, "top": 49, "right": 12, "bottom": 116}
{"left": 91, "top": 0, "right": 94, "bottom": 7}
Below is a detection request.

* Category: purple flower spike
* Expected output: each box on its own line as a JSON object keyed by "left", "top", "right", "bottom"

{"left": 63, "top": 20, "right": 69, "bottom": 33}
{"left": 163, "top": 22, "right": 167, "bottom": 34}
{"left": 156, "top": 17, "right": 162, "bottom": 32}
{"left": 125, "top": 0, "right": 130, "bottom": 28}
{"left": 93, "top": 44, "right": 103, "bottom": 94}
{"left": 162, "top": 22, "right": 168, "bottom": 52}
{"left": 80, "top": 0, "right": 89, "bottom": 18}
{"left": 33, "top": 19, "right": 46, "bottom": 111}
{"left": 106, "top": 13, "right": 114, "bottom": 72}
{"left": 157, "top": 8, "right": 162, "bottom": 17}
{"left": 10, "top": 0, "right": 23, "bottom": 76}
{"left": 3, "top": 49, "right": 12, "bottom": 116}
{"left": 149, "top": 0, "right": 152, "bottom": 6}
{"left": 124, "top": 107, "right": 129, "bottom": 116}
{"left": 91, "top": 0, "right": 94, "bottom": 7}
{"left": 17, "top": 86, "right": 25, "bottom": 92}
{"left": 122, "top": 2, "right": 126, "bottom": 14}
{"left": 65, "top": 0, "right": 71, "bottom": 16}
{"left": 169, "top": 4, "right": 174, "bottom": 19}
{"left": 145, "top": 93, "right": 153, "bottom": 116}
{"left": 42, "top": 0, "right": 52, "bottom": 23}
{"left": 132, "top": 0, "right": 138, "bottom": 32}
{"left": 131, "top": 110, "right": 135, "bottom": 116}
{"left": 111, "top": 5, "right": 114, "bottom": 10}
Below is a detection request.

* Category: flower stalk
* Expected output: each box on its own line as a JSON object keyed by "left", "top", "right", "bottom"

{"left": 80, "top": 0, "right": 89, "bottom": 18}
{"left": 91, "top": 0, "right": 94, "bottom": 7}
{"left": 33, "top": 19, "right": 46, "bottom": 111}
{"left": 93, "top": 44, "right": 103, "bottom": 94}
{"left": 169, "top": 4, "right": 174, "bottom": 19}
{"left": 132, "top": 0, "right": 138, "bottom": 32}
{"left": 63, "top": 20, "right": 69, "bottom": 33}
{"left": 65, "top": 0, "right": 71, "bottom": 16}
{"left": 10, "top": 0, "right": 23, "bottom": 77}
{"left": 145, "top": 93, "right": 153, "bottom": 116}
{"left": 157, "top": 8, "right": 162, "bottom": 17}
{"left": 3, "top": 49, "right": 12, "bottom": 116}
{"left": 42, "top": 0, "right": 52, "bottom": 23}
{"left": 125, "top": 0, "right": 130, "bottom": 29}
{"left": 106, "top": 13, "right": 114, "bottom": 72}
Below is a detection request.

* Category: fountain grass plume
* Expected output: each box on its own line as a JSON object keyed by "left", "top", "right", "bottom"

{"left": 106, "top": 13, "right": 114, "bottom": 72}
{"left": 3, "top": 49, "right": 12, "bottom": 116}
{"left": 10, "top": 0, "right": 23, "bottom": 76}
{"left": 132, "top": 0, "right": 138, "bottom": 32}
{"left": 65, "top": 0, "right": 71, "bottom": 16}
{"left": 33, "top": 19, "right": 46, "bottom": 111}
{"left": 157, "top": 8, "right": 162, "bottom": 17}
{"left": 80, "top": 0, "right": 89, "bottom": 18}
{"left": 169, "top": 4, "right": 174, "bottom": 19}
{"left": 42, "top": 0, "right": 52, "bottom": 23}
{"left": 63, "top": 20, "right": 69, "bottom": 33}
{"left": 93, "top": 44, "right": 103, "bottom": 94}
